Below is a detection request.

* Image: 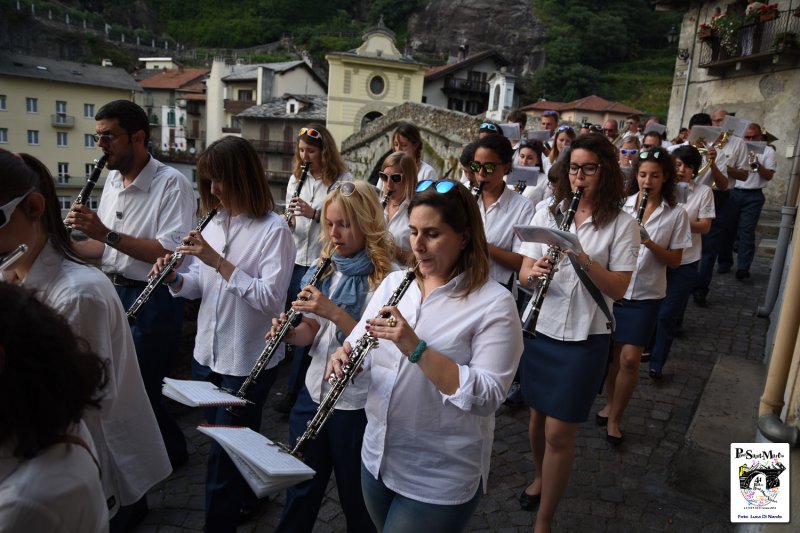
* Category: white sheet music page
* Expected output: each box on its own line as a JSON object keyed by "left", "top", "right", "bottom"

{"left": 162, "top": 378, "right": 247, "bottom": 407}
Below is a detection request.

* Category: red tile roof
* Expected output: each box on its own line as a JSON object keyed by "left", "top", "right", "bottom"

{"left": 520, "top": 95, "right": 642, "bottom": 115}
{"left": 138, "top": 68, "right": 209, "bottom": 90}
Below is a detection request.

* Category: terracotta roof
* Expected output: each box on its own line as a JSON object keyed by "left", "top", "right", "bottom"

{"left": 424, "top": 50, "right": 511, "bottom": 81}
{"left": 137, "top": 68, "right": 209, "bottom": 90}
{"left": 520, "top": 95, "right": 642, "bottom": 115}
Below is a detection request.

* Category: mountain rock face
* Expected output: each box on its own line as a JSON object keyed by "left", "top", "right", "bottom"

{"left": 407, "top": 0, "right": 546, "bottom": 75}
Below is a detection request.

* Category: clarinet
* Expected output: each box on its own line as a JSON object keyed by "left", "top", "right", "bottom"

{"left": 290, "top": 269, "right": 416, "bottom": 458}
{"left": 64, "top": 154, "right": 108, "bottom": 230}
{"left": 520, "top": 187, "right": 584, "bottom": 337}
{"left": 471, "top": 181, "right": 485, "bottom": 201}
{"left": 285, "top": 162, "right": 310, "bottom": 225}
{"left": 636, "top": 189, "right": 649, "bottom": 224}
{"left": 0, "top": 244, "right": 28, "bottom": 272}
{"left": 381, "top": 189, "right": 394, "bottom": 208}
{"left": 227, "top": 257, "right": 333, "bottom": 416}
{"left": 126, "top": 208, "right": 218, "bottom": 320}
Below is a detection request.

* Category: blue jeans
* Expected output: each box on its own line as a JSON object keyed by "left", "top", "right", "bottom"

{"left": 114, "top": 284, "right": 187, "bottom": 466}
{"left": 360, "top": 463, "right": 481, "bottom": 533}
{"left": 719, "top": 188, "right": 765, "bottom": 273}
{"left": 285, "top": 264, "right": 312, "bottom": 398}
{"left": 695, "top": 189, "right": 730, "bottom": 298}
{"left": 192, "top": 359, "right": 278, "bottom": 533}
{"left": 276, "top": 387, "right": 374, "bottom": 533}
{"left": 649, "top": 262, "right": 698, "bottom": 374}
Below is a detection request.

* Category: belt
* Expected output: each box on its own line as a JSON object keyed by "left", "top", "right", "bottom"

{"left": 106, "top": 273, "right": 147, "bottom": 288}
{"left": 735, "top": 188, "right": 764, "bottom": 193}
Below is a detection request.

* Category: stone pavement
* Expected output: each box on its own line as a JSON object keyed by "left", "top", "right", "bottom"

{"left": 135, "top": 255, "right": 774, "bottom": 533}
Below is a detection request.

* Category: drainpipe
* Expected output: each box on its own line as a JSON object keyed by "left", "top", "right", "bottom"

{"left": 678, "top": 7, "right": 701, "bottom": 129}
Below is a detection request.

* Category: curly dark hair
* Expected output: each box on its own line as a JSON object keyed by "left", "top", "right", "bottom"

{"left": 0, "top": 284, "right": 107, "bottom": 459}
{"left": 626, "top": 149, "right": 678, "bottom": 207}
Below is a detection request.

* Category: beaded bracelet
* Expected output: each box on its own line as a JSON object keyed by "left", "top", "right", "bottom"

{"left": 408, "top": 339, "right": 427, "bottom": 364}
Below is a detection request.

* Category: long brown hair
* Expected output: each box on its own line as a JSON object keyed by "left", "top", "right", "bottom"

{"left": 292, "top": 123, "right": 348, "bottom": 186}
{"left": 381, "top": 151, "right": 418, "bottom": 203}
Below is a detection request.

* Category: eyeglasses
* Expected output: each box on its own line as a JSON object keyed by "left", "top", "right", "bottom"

{"left": 557, "top": 125, "right": 575, "bottom": 134}
{"left": 416, "top": 179, "right": 458, "bottom": 194}
{"left": 543, "top": 110, "right": 559, "bottom": 117}
{"left": 469, "top": 161, "right": 498, "bottom": 174}
{"left": 379, "top": 171, "right": 403, "bottom": 183}
{"left": 91, "top": 132, "right": 124, "bottom": 143}
{"left": 620, "top": 149, "right": 639, "bottom": 156}
{"left": 639, "top": 150, "right": 663, "bottom": 160}
{"left": 479, "top": 123, "right": 499, "bottom": 132}
{"left": 329, "top": 181, "right": 356, "bottom": 197}
{"left": 568, "top": 163, "right": 600, "bottom": 176}
{"left": 299, "top": 127, "right": 322, "bottom": 140}
{"left": 0, "top": 188, "right": 35, "bottom": 229}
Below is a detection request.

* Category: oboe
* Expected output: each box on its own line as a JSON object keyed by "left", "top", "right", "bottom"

{"left": 126, "top": 208, "right": 218, "bottom": 320}
{"left": 381, "top": 189, "right": 394, "bottom": 208}
{"left": 227, "top": 257, "right": 333, "bottom": 416}
{"left": 285, "top": 162, "right": 310, "bottom": 225}
{"left": 471, "top": 181, "right": 485, "bottom": 201}
{"left": 636, "top": 189, "right": 649, "bottom": 224}
{"left": 0, "top": 244, "right": 28, "bottom": 272}
{"left": 64, "top": 154, "right": 108, "bottom": 230}
{"left": 520, "top": 187, "right": 584, "bottom": 337}
{"left": 290, "top": 269, "right": 416, "bottom": 458}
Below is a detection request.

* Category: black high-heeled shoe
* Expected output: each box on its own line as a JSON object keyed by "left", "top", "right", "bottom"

{"left": 519, "top": 488, "right": 541, "bottom": 511}
{"left": 596, "top": 413, "right": 608, "bottom": 427}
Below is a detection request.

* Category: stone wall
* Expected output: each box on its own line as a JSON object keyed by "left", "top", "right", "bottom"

{"left": 340, "top": 102, "right": 483, "bottom": 181}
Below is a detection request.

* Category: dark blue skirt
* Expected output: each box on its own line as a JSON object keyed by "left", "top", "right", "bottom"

{"left": 612, "top": 298, "right": 663, "bottom": 346}
{"left": 520, "top": 333, "right": 611, "bottom": 423}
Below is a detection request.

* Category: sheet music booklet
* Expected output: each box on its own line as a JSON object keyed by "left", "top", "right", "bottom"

{"left": 162, "top": 378, "right": 247, "bottom": 407}
{"left": 513, "top": 225, "right": 582, "bottom": 253}
{"left": 197, "top": 425, "right": 315, "bottom": 497}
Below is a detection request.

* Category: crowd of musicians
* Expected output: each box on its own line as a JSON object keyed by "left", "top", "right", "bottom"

{"left": 0, "top": 100, "right": 776, "bottom": 533}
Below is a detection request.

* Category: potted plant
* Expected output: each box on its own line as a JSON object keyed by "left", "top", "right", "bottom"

{"left": 697, "top": 23, "right": 715, "bottom": 39}
{"left": 772, "top": 32, "right": 799, "bottom": 49}
{"left": 711, "top": 14, "right": 742, "bottom": 55}
{"left": 758, "top": 3, "right": 780, "bottom": 22}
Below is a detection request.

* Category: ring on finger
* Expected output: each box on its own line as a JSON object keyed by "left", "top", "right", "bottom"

{"left": 387, "top": 316, "right": 397, "bottom": 328}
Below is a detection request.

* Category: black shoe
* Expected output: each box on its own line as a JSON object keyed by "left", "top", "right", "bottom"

{"left": 606, "top": 432, "right": 624, "bottom": 446}
{"left": 519, "top": 488, "right": 541, "bottom": 511}
{"left": 596, "top": 413, "right": 608, "bottom": 427}
{"left": 649, "top": 368, "right": 662, "bottom": 380}
{"left": 735, "top": 270, "right": 751, "bottom": 280}
{"left": 693, "top": 291, "right": 708, "bottom": 307}
{"left": 640, "top": 351, "right": 651, "bottom": 363}
{"left": 717, "top": 264, "right": 732, "bottom": 274}
{"left": 274, "top": 392, "right": 297, "bottom": 414}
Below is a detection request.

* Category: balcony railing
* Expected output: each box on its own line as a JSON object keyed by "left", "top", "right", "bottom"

{"left": 51, "top": 114, "right": 75, "bottom": 128}
{"left": 249, "top": 139, "right": 295, "bottom": 154}
{"left": 266, "top": 170, "right": 292, "bottom": 183}
{"left": 698, "top": 10, "right": 800, "bottom": 71}
{"left": 224, "top": 99, "right": 256, "bottom": 114}
{"left": 443, "top": 77, "right": 490, "bottom": 95}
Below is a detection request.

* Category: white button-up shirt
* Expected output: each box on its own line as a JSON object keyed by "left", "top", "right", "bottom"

{"left": 385, "top": 197, "right": 411, "bottom": 256}
{"left": 286, "top": 171, "right": 352, "bottom": 267}
{"left": 98, "top": 156, "right": 196, "bottom": 281}
{"left": 737, "top": 145, "right": 776, "bottom": 190}
{"left": 173, "top": 210, "right": 295, "bottom": 376}
{"left": 23, "top": 242, "right": 172, "bottom": 514}
{"left": 520, "top": 203, "right": 640, "bottom": 341}
{"left": 679, "top": 182, "right": 715, "bottom": 265}
{"left": 480, "top": 186, "right": 535, "bottom": 287}
{"left": 622, "top": 194, "right": 692, "bottom": 300}
{"left": 417, "top": 160, "right": 438, "bottom": 182}
{"left": 352, "top": 271, "right": 523, "bottom": 505}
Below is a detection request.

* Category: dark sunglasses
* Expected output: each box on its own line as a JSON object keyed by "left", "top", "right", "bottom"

{"left": 469, "top": 161, "right": 498, "bottom": 174}
{"left": 416, "top": 179, "right": 458, "bottom": 194}
{"left": 639, "top": 150, "right": 663, "bottom": 160}
{"left": 299, "top": 127, "right": 322, "bottom": 140}
{"left": 378, "top": 171, "right": 403, "bottom": 183}
{"left": 479, "top": 123, "right": 499, "bottom": 132}
{"left": 0, "top": 188, "right": 34, "bottom": 229}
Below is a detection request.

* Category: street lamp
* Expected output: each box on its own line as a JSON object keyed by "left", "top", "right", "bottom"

{"left": 667, "top": 26, "right": 679, "bottom": 45}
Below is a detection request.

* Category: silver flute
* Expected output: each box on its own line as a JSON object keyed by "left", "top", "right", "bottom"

{"left": 0, "top": 244, "right": 28, "bottom": 272}
{"left": 520, "top": 187, "right": 584, "bottom": 337}
{"left": 285, "top": 162, "right": 310, "bottom": 225}
{"left": 126, "top": 208, "right": 218, "bottom": 320}
{"left": 227, "top": 257, "right": 333, "bottom": 416}
{"left": 64, "top": 154, "right": 108, "bottom": 230}
{"left": 290, "top": 268, "right": 416, "bottom": 458}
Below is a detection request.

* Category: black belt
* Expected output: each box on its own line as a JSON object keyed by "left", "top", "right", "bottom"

{"left": 106, "top": 273, "right": 147, "bottom": 288}
{"left": 735, "top": 188, "right": 764, "bottom": 193}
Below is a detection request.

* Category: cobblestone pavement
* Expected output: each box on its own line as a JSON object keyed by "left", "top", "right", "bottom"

{"left": 135, "top": 255, "right": 772, "bottom": 533}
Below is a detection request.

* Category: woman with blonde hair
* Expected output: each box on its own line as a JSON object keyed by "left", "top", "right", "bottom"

{"left": 273, "top": 180, "right": 394, "bottom": 533}
{"left": 379, "top": 151, "right": 418, "bottom": 265}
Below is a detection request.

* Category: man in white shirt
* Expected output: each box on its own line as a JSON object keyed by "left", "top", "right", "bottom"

{"left": 718, "top": 123, "right": 776, "bottom": 279}
{"left": 67, "top": 100, "right": 196, "bottom": 480}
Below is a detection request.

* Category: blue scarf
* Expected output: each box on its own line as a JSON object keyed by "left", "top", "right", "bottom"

{"left": 302, "top": 249, "right": 374, "bottom": 344}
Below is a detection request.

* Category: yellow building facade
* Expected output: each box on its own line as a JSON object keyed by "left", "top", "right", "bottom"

{"left": 325, "top": 20, "right": 427, "bottom": 146}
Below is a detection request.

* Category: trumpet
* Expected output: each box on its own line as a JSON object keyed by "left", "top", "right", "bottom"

{"left": 285, "top": 162, "right": 310, "bottom": 226}
{"left": 227, "top": 257, "right": 332, "bottom": 416}
{"left": 290, "top": 268, "right": 416, "bottom": 458}
{"left": 126, "top": 208, "right": 218, "bottom": 320}
{"left": 520, "top": 187, "right": 583, "bottom": 337}
{"left": 0, "top": 244, "right": 28, "bottom": 272}
{"left": 64, "top": 154, "right": 108, "bottom": 230}
{"left": 748, "top": 151, "right": 760, "bottom": 172}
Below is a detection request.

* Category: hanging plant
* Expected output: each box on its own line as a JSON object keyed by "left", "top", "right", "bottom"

{"left": 711, "top": 14, "right": 742, "bottom": 55}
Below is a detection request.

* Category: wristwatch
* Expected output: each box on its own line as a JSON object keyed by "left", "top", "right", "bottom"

{"left": 104, "top": 230, "right": 121, "bottom": 247}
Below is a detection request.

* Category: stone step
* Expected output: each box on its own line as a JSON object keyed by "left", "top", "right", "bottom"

{"left": 757, "top": 238, "right": 777, "bottom": 258}
{"left": 756, "top": 208, "right": 781, "bottom": 239}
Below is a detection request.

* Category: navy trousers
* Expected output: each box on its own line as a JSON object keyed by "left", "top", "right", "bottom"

{"left": 649, "top": 261, "right": 698, "bottom": 374}
{"left": 695, "top": 189, "right": 730, "bottom": 299}
{"left": 719, "top": 188, "right": 765, "bottom": 273}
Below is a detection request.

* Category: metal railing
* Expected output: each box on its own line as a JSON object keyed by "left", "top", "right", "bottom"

{"left": 443, "top": 77, "right": 489, "bottom": 94}
{"left": 699, "top": 9, "right": 800, "bottom": 66}
{"left": 51, "top": 114, "right": 75, "bottom": 128}
{"left": 249, "top": 139, "right": 295, "bottom": 154}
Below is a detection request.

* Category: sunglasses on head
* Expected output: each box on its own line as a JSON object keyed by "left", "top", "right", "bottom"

{"left": 416, "top": 179, "right": 458, "bottom": 194}
{"left": 543, "top": 110, "right": 559, "bottom": 117}
{"left": 329, "top": 181, "right": 356, "bottom": 197}
{"left": 639, "top": 150, "right": 662, "bottom": 160}
{"left": 557, "top": 125, "right": 575, "bottom": 134}
{"left": 469, "top": 161, "right": 497, "bottom": 174}
{"left": 299, "top": 127, "right": 322, "bottom": 140}
{"left": 379, "top": 171, "right": 403, "bottom": 183}
{"left": 620, "top": 149, "right": 639, "bottom": 156}
{"left": 0, "top": 188, "right": 35, "bottom": 229}
{"left": 479, "top": 123, "right": 499, "bottom": 132}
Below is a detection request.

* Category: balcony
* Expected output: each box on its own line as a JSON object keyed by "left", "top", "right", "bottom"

{"left": 224, "top": 99, "right": 256, "bottom": 114}
{"left": 221, "top": 126, "right": 242, "bottom": 134}
{"left": 698, "top": 10, "right": 800, "bottom": 74}
{"left": 186, "top": 129, "right": 205, "bottom": 140}
{"left": 249, "top": 139, "right": 295, "bottom": 155}
{"left": 51, "top": 114, "right": 75, "bottom": 128}
{"left": 442, "top": 76, "right": 489, "bottom": 95}
{"left": 266, "top": 170, "right": 292, "bottom": 183}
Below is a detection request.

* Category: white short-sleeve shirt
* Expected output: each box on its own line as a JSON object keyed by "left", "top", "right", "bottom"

{"left": 679, "top": 182, "right": 715, "bottom": 264}
{"left": 385, "top": 197, "right": 411, "bottom": 255}
{"left": 480, "top": 187, "right": 535, "bottom": 287}
{"left": 737, "top": 145, "right": 776, "bottom": 190}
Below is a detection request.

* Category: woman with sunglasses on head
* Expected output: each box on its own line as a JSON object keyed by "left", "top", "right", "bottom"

{"left": 646, "top": 146, "right": 714, "bottom": 378}
{"left": 280, "top": 124, "right": 354, "bottom": 414}
{"left": 273, "top": 180, "right": 393, "bottom": 533}
{"left": 392, "top": 122, "right": 438, "bottom": 182}
{"left": 597, "top": 148, "right": 691, "bottom": 444}
{"left": 151, "top": 136, "right": 295, "bottom": 532}
{"left": 379, "top": 151, "right": 418, "bottom": 266}
{"left": 328, "top": 178, "right": 523, "bottom": 533}
{"left": 0, "top": 149, "right": 172, "bottom": 531}
{"left": 472, "top": 135, "right": 535, "bottom": 291}
{"left": 547, "top": 125, "right": 576, "bottom": 170}
{"left": 517, "top": 134, "right": 640, "bottom": 532}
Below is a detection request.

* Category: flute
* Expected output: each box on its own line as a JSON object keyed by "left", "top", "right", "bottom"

{"left": 0, "top": 244, "right": 28, "bottom": 272}
{"left": 126, "top": 208, "right": 218, "bottom": 320}
{"left": 64, "top": 154, "right": 108, "bottom": 230}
